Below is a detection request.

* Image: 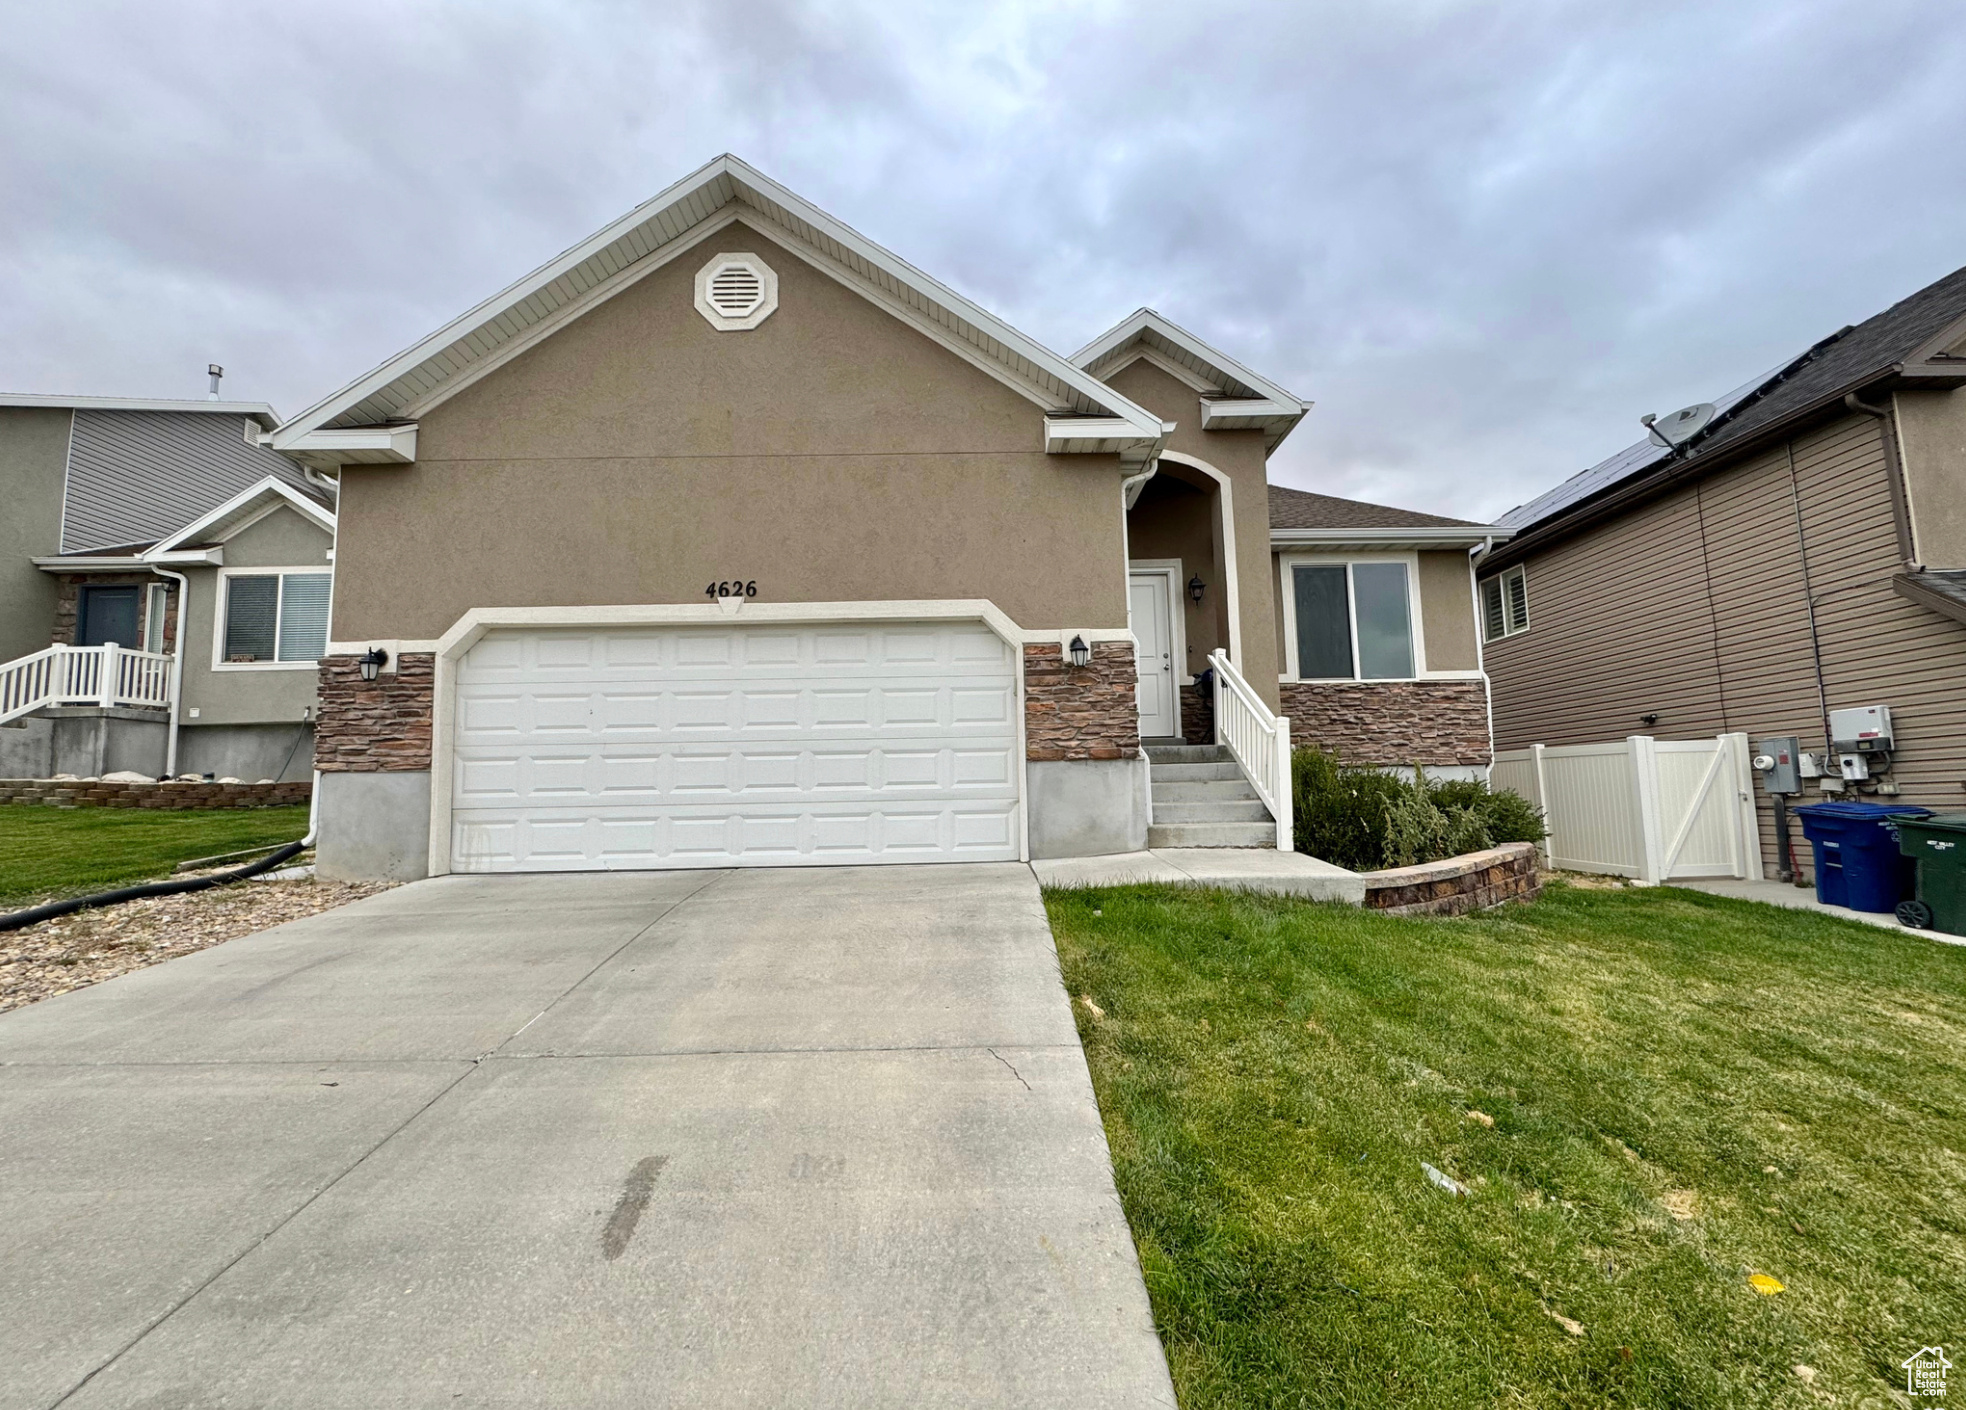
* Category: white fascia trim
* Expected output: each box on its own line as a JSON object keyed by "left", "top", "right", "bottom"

{"left": 0, "top": 394, "right": 280, "bottom": 428}
{"left": 276, "top": 154, "right": 1164, "bottom": 448}
{"left": 1271, "top": 526, "right": 1510, "bottom": 549}
{"left": 1201, "top": 398, "right": 1297, "bottom": 426}
{"left": 1099, "top": 345, "right": 1220, "bottom": 395}
{"left": 1071, "top": 307, "right": 1306, "bottom": 415}
{"left": 149, "top": 477, "right": 336, "bottom": 556}
{"left": 34, "top": 550, "right": 222, "bottom": 572}
{"left": 1044, "top": 415, "right": 1171, "bottom": 463}
{"left": 269, "top": 425, "right": 417, "bottom": 466}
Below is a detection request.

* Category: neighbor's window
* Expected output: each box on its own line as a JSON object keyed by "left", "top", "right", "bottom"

{"left": 144, "top": 583, "right": 168, "bottom": 654}
{"left": 222, "top": 571, "right": 331, "bottom": 664}
{"left": 1481, "top": 565, "right": 1528, "bottom": 641}
{"left": 1291, "top": 561, "right": 1415, "bottom": 680}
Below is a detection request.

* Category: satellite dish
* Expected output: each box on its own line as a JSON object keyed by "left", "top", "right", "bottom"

{"left": 1642, "top": 403, "right": 1714, "bottom": 449}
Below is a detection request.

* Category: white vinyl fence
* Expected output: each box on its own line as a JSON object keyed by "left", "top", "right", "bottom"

{"left": 1491, "top": 734, "right": 1762, "bottom": 882}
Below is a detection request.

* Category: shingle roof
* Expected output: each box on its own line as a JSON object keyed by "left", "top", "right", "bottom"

{"left": 1269, "top": 484, "right": 1482, "bottom": 531}
{"left": 1499, "top": 261, "right": 1966, "bottom": 537}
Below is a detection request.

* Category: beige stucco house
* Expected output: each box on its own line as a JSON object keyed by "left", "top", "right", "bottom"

{"left": 266, "top": 155, "right": 1503, "bottom": 880}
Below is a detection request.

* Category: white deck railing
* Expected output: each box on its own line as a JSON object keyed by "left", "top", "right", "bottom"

{"left": 1208, "top": 648, "right": 1292, "bottom": 851}
{"left": 0, "top": 643, "right": 175, "bottom": 726}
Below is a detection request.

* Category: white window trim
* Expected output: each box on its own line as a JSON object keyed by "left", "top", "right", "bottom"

{"left": 1277, "top": 551, "right": 1482, "bottom": 684}
{"left": 144, "top": 582, "right": 169, "bottom": 655}
{"left": 212, "top": 566, "right": 334, "bottom": 672}
{"left": 1481, "top": 564, "right": 1530, "bottom": 641}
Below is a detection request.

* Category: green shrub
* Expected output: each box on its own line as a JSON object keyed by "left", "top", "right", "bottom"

{"left": 1291, "top": 750, "right": 1546, "bottom": 870}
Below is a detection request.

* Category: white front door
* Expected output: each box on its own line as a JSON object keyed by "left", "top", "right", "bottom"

{"left": 1129, "top": 571, "right": 1177, "bottom": 739}
{"left": 449, "top": 620, "right": 1020, "bottom": 871}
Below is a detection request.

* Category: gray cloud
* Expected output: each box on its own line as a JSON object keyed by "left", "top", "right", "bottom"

{"left": 2, "top": 0, "right": 1961, "bottom": 519}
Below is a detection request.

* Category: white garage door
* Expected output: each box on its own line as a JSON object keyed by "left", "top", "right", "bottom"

{"left": 449, "top": 620, "right": 1021, "bottom": 872}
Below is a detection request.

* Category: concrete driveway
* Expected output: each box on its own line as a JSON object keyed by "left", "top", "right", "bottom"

{"left": 0, "top": 865, "right": 1174, "bottom": 1409}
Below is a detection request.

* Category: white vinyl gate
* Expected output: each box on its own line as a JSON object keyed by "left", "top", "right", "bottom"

{"left": 1491, "top": 733, "right": 1763, "bottom": 882}
{"left": 449, "top": 621, "right": 1020, "bottom": 872}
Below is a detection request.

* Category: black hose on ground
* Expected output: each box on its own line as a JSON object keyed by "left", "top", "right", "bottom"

{"left": 0, "top": 840, "right": 309, "bottom": 934}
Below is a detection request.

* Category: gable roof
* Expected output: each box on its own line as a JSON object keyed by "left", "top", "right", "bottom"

{"left": 1269, "top": 484, "right": 1503, "bottom": 549}
{"left": 58, "top": 408, "right": 325, "bottom": 555}
{"left": 148, "top": 476, "right": 334, "bottom": 555}
{"left": 1073, "top": 308, "right": 1308, "bottom": 450}
{"left": 270, "top": 154, "right": 1168, "bottom": 466}
{"left": 1498, "top": 261, "right": 1966, "bottom": 539}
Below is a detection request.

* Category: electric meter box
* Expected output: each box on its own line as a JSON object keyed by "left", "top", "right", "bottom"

{"left": 1830, "top": 705, "right": 1894, "bottom": 756}
{"left": 1754, "top": 735, "right": 1802, "bottom": 795}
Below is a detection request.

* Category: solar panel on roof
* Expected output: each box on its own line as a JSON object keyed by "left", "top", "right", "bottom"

{"left": 1494, "top": 363, "right": 1787, "bottom": 532}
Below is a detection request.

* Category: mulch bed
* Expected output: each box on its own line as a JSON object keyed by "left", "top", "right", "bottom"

{"left": 1, "top": 872, "right": 396, "bottom": 1015}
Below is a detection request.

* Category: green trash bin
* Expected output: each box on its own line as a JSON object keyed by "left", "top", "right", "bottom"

{"left": 1889, "top": 812, "right": 1966, "bottom": 935}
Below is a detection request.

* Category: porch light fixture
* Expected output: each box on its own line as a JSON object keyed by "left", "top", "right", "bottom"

{"left": 1068, "top": 635, "right": 1091, "bottom": 668}
{"left": 1187, "top": 574, "right": 1206, "bottom": 605}
{"left": 358, "top": 647, "right": 390, "bottom": 682}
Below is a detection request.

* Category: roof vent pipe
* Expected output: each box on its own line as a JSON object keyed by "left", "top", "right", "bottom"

{"left": 207, "top": 364, "right": 223, "bottom": 401}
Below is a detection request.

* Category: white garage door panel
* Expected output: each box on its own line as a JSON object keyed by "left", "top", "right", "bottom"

{"left": 450, "top": 622, "right": 1020, "bottom": 872}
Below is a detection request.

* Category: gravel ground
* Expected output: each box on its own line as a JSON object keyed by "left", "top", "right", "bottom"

{"left": 0, "top": 870, "right": 396, "bottom": 1015}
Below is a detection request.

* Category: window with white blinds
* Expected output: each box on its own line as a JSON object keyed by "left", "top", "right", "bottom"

{"left": 1481, "top": 566, "right": 1529, "bottom": 641}
{"left": 220, "top": 570, "right": 332, "bottom": 665}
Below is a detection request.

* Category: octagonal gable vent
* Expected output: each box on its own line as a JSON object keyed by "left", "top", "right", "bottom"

{"left": 694, "top": 253, "right": 779, "bottom": 331}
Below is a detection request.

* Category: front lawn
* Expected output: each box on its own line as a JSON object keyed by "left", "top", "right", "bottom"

{"left": 0, "top": 805, "right": 310, "bottom": 908}
{"left": 1047, "top": 881, "right": 1966, "bottom": 1408}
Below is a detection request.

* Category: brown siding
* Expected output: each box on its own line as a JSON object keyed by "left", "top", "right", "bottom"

{"left": 331, "top": 217, "right": 1127, "bottom": 643}
{"left": 1486, "top": 411, "right": 1966, "bottom": 876}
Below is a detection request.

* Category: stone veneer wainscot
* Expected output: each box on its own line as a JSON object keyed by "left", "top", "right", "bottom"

{"left": 314, "top": 653, "right": 436, "bottom": 771}
{"left": 1279, "top": 679, "right": 1490, "bottom": 767}
{"left": 1023, "top": 642, "right": 1141, "bottom": 762}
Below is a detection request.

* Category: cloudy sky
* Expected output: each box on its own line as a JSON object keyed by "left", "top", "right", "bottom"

{"left": 4, "top": 1, "right": 1963, "bottom": 520}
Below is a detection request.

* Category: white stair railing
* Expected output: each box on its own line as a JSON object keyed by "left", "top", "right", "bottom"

{"left": 1208, "top": 648, "right": 1292, "bottom": 851}
{"left": 0, "top": 643, "right": 176, "bottom": 725}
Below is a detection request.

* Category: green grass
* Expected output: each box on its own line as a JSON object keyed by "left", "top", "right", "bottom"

{"left": 0, "top": 805, "right": 310, "bottom": 907}
{"left": 1046, "top": 881, "right": 1966, "bottom": 1408}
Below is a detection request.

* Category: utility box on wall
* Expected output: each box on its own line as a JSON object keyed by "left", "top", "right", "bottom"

{"left": 1830, "top": 705, "right": 1894, "bottom": 756}
{"left": 1754, "top": 736, "right": 1802, "bottom": 795}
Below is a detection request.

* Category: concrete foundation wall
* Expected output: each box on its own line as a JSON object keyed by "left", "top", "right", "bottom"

{"left": 0, "top": 718, "right": 53, "bottom": 778}
{"left": 42, "top": 709, "right": 168, "bottom": 778}
{"left": 317, "top": 769, "right": 432, "bottom": 882}
{"left": 1026, "top": 757, "right": 1150, "bottom": 859}
{"left": 178, "top": 722, "right": 315, "bottom": 782}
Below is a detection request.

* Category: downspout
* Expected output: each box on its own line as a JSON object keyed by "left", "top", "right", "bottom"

{"left": 1844, "top": 392, "right": 1920, "bottom": 570}
{"left": 150, "top": 565, "right": 189, "bottom": 778}
{"left": 1470, "top": 537, "right": 1496, "bottom": 779}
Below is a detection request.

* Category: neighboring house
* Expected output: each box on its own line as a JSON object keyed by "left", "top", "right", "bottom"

{"left": 261, "top": 155, "right": 1507, "bottom": 881}
{"left": 1268, "top": 486, "right": 1502, "bottom": 779}
{"left": 0, "top": 395, "right": 335, "bottom": 781}
{"left": 1479, "top": 262, "right": 1966, "bottom": 875}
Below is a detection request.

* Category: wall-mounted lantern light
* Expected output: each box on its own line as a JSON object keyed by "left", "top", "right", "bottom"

{"left": 359, "top": 647, "right": 390, "bottom": 682}
{"left": 1639, "top": 712, "right": 1659, "bottom": 728}
{"left": 1068, "top": 635, "right": 1090, "bottom": 668}
{"left": 1187, "top": 574, "right": 1206, "bottom": 605}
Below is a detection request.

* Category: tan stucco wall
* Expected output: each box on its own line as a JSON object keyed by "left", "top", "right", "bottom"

{"left": 1127, "top": 471, "right": 1229, "bottom": 678}
{"left": 1416, "top": 551, "right": 1479, "bottom": 672}
{"left": 1102, "top": 359, "right": 1281, "bottom": 708}
{"left": 331, "top": 217, "right": 1128, "bottom": 643}
{"left": 1894, "top": 387, "right": 1966, "bottom": 567}
{"left": 0, "top": 408, "right": 70, "bottom": 661}
{"left": 181, "top": 505, "right": 331, "bottom": 726}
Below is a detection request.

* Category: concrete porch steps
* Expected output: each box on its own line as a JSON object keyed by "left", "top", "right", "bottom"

{"left": 1145, "top": 743, "right": 1277, "bottom": 849}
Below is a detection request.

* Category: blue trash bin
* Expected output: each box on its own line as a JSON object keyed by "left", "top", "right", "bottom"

{"left": 1793, "top": 802, "right": 1931, "bottom": 912}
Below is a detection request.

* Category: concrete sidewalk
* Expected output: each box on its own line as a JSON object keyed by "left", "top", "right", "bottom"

{"left": 1032, "top": 846, "right": 1364, "bottom": 902}
{"left": 1670, "top": 875, "right": 1966, "bottom": 945}
{"left": 0, "top": 865, "right": 1176, "bottom": 1409}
